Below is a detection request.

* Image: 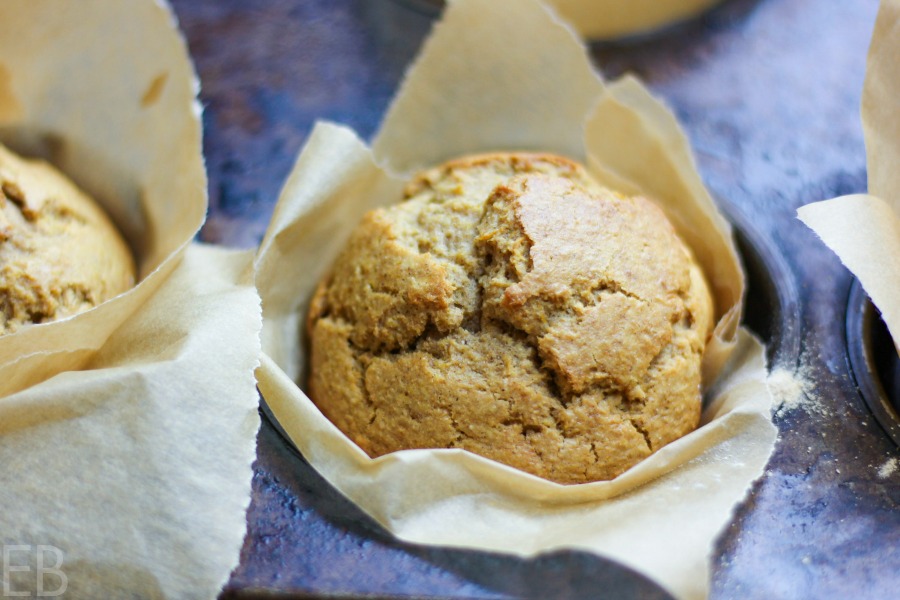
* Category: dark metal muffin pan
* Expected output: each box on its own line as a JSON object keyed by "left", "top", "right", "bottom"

{"left": 167, "top": 0, "right": 900, "bottom": 597}
{"left": 847, "top": 282, "right": 900, "bottom": 447}
{"left": 723, "top": 205, "right": 800, "bottom": 367}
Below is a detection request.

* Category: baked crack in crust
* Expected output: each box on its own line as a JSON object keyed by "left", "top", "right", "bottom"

{"left": 307, "top": 153, "right": 712, "bottom": 484}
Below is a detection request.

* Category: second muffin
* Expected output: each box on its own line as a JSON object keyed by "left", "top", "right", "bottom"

{"left": 307, "top": 153, "right": 713, "bottom": 484}
{"left": 0, "top": 143, "right": 135, "bottom": 336}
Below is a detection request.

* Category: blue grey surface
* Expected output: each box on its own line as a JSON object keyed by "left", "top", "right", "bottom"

{"left": 168, "top": 0, "right": 900, "bottom": 598}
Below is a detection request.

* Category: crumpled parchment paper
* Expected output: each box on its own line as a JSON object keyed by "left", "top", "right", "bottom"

{"left": 0, "top": 2, "right": 262, "bottom": 598}
{"left": 255, "top": 1, "right": 776, "bottom": 598}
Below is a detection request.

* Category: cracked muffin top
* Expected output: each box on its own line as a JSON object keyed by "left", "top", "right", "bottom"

{"left": 307, "top": 152, "right": 713, "bottom": 484}
{"left": 0, "top": 143, "right": 135, "bottom": 335}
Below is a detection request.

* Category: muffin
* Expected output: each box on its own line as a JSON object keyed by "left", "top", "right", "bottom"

{"left": 0, "top": 143, "right": 135, "bottom": 335}
{"left": 307, "top": 153, "right": 713, "bottom": 484}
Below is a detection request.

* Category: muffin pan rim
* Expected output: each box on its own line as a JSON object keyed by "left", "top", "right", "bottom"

{"left": 846, "top": 279, "right": 900, "bottom": 447}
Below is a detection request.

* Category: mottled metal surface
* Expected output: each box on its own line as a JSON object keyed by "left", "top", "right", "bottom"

{"left": 218, "top": 415, "right": 675, "bottom": 600}
{"left": 167, "top": 0, "right": 900, "bottom": 597}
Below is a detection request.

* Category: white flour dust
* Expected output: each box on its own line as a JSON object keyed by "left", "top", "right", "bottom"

{"left": 878, "top": 457, "right": 898, "bottom": 479}
{"left": 768, "top": 364, "right": 825, "bottom": 417}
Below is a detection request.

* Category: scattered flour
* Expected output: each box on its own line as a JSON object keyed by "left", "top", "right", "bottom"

{"left": 768, "top": 353, "right": 900, "bottom": 481}
{"left": 878, "top": 457, "right": 898, "bottom": 479}
{"left": 768, "top": 364, "right": 826, "bottom": 417}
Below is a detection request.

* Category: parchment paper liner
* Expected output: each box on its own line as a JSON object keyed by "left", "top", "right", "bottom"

{"left": 256, "top": 1, "right": 775, "bottom": 598}
{"left": 799, "top": 0, "right": 900, "bottom": 356}
{"left": 0, "top": 2, "right": 261, "bottom": 598}
{"left": 546, "top": 0, "right": 724, "bottom": 39}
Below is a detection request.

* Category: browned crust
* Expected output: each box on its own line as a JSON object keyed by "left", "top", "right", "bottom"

{"left": 0, "top": 144, "right": 135, "bottom": 334}
{"left": 308, "top": 152, "right": 713, "bottom": 484}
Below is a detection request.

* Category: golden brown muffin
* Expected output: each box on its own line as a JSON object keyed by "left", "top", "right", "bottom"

{"left": 0, "top": 143, "right": 135, "bottom": 335}
{"left": 307, "top": 153, "right": 713, "bottom": 484}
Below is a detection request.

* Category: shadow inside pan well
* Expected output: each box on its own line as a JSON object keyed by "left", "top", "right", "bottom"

{"left": 725, "top": 207, "right": 801, "bottom": 368}
{"left": 847, "top": 282, "right": 900, "bottom": 447}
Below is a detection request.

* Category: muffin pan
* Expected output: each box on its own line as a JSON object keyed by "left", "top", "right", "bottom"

{"left": 847, "top": 282, "right": 900, "bottom": 447}
{"left": 169, "top": 0, "right": 900, "bottom": 597}
{"left": 724, "top": 205, "right": 800, "bottom": 368}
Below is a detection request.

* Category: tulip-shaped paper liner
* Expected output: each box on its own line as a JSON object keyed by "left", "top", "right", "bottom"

{"left": 256, "top": 1, "right": 775, "bottom": 598}
{"left": 0, "top": 2, "right": 261, "bottom": 598}
{"left": 799, "top": 0, "right": 900, "bottom": 358}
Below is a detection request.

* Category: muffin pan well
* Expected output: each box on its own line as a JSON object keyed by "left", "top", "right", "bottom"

{"left": 847, "top": 282, "right": 900, "bottom": 447}
{"left": 725, "top": 205, "right": 801, "bottom": 368}
{"left": 240, "top": 210, "right": 790, "bottom": 600}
